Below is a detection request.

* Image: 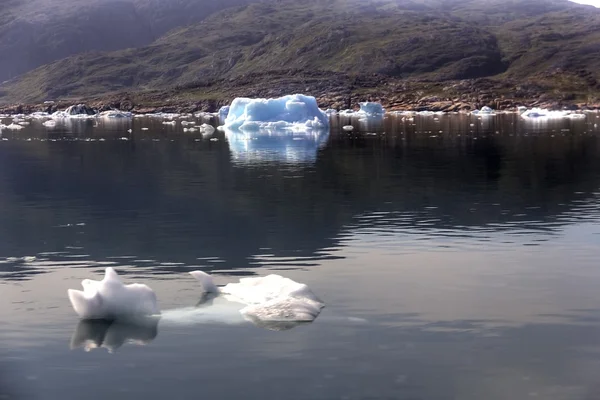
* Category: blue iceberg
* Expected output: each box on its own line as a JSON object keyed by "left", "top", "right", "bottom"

{"left": 224, "top": 94, "right": 329, "bottom": 132}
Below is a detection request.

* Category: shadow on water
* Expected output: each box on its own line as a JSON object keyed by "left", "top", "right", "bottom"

{"left": 0, "top": 115, "right": 599, "bottom": 279}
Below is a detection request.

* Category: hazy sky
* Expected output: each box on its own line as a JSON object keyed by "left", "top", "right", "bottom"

{"left": 571, "top": 0, "right": 600, "bottom": 6}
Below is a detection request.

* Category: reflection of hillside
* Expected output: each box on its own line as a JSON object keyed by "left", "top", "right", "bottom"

{"left": 0, "top": 118, "right": 599, "bottom": 278}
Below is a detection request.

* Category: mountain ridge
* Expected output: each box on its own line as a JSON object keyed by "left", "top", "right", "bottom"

{"left": 1, "top": 0, "right": 599, "bottom": 105}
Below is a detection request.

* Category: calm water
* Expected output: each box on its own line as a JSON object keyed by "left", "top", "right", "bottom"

{"left": 2, "top": 112, "right": 600, "bottom": 400}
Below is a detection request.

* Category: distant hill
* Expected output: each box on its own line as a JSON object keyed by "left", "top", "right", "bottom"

{"left": 1, "top": 0, "right": 599, "bottom": 104}
{"left": 0, "top": 0, "right": 255, "bottom": 83}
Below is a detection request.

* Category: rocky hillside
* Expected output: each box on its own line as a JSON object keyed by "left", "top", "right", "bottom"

{"left": 1, "top": 0, "right": 599, "bottom": 104}
{"left": 0, "top": 0, "right": 255, "bottom": 83}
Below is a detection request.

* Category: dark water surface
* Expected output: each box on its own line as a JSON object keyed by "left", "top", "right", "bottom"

{"left": 2, "top": 112, "right": 600, "bottom": 400}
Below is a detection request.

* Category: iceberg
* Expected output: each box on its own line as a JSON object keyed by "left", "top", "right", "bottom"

{"left": 357, "top": 102, "right": 385, "bottom": 117}
{"left": 224, "top": 94, "right": 329, "bottom": 132}
{"left": 189, "top": 271, "right": 324, "bottom": 323}
{"left": 67, "top": 267, "right": 160, "bottom": 320}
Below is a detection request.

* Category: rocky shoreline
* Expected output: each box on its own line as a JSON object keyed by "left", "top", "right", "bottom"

{"left": 1, "top": 74, "right": 599, "bottom": 115}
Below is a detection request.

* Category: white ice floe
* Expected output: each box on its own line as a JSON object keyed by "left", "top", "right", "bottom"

{"left": 5, "top": 123, "right": 23, "bottom": 130}
{"left": 342, "top": 125, "right": 354, "bottom": 131}
{"left": 145, "top": 113, "right": 180, "bottom": 119}
{"left": 162, "top": 120, "right": 177, "bottom": 126}
{"left": 68, "top": 267, "right": 160, "bottom": 320}
{"left": 472, "top": 106, "right": 495, "bottom": 115}
{"left": 189, "top": 270, "right": 220, "bottom": 293}
{"left": 189, "top": 271, "right": 324, "bottom": 322}
{"left": 200, "top": 123, "right": 215, "bottom": 135}
{"left": 357, "top": 102, "right": 385, "bottom": 117}
{"left": 98, "top": 110, "right": 132, "bottom": 119}
{"left": 51, "top": 111, "right": 95, "bottom": 120}
{"left": 30, "top": 112, "right": 50, "bottom": 119}
{"left": 519, "top": 107, "right": 578, "bottom": 119}
{"left": 224, "top": 94, "right": 329, "bottom": 132}
{"left": 42, "top": 120, "right": 57, "bottom": 128}
{"left": 221, "top": 275, "right": 324, "bottom": 322}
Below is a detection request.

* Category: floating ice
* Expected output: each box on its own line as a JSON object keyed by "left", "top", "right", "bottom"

{"left": 218, "top": 106, "right": 230, "bottom": 120}
{"left": 68, "top": 267, "right": 159, "bottom": 320}
{"left": 42, "top": 120, "right": 57, "bottom": 128}
{"left": 5, "top": 123, "right": 23, "bottom": 130}
{"left": 224, "top": 94, "right": 329, "bottom": 132}
{"left": 200, "top": 123, "right": 215, "bottom": 135}
{"left": 520, "top": 108, "right": 571, "bottom": 119}
{"left": 472, "top": 106, "right": 495, "bottom": 115}
{"left": 65, "top": 104, "right": 96, "bottom": 116}
{"left": 357, "top": 102, "right": 385, "bottom": 117}
{"left": 189, "top": 270, "right": 219, "bottom": 293}
{"left": 222, "top": 274, "right": 324, "bottom": 322}
{"left": 189, "top": 271, "right": 324, "bottom": 322}
{"left": 98, "top": 110, "right": 132, "bottom": 119}
{"left": 342, "top": 125, "right": 354, "bottom": 131}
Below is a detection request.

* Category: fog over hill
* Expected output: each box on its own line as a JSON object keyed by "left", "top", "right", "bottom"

{"left": 0, "top": 0, "right": 255, "bottom": 83}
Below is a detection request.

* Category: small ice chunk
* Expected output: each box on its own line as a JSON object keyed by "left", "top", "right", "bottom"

{"left": 224, "top": 94, "right": 329, "bottom": 132}
{"left": 200, "top": 123, "right": 215, "bottom": 135}
{"left": 5, "top": 123, "right": 23, "bottom": 130}
{"left": 221, "top": 274, "right": 324, "bottom": 322}
{"left": 357, "top": 102, "right": 385, "bottom": 117}
{"left": 189, "top": 270, "right": 219, "bottom": 293}
{"left": 190, "top": 271, "right": 324, "bottom": 322}
{"left": 472, "top": 106, "right": 495, "bottom": 115}
{"left": 342, "top": 125, "right": 354, "bottom": 131}
{"left": 65, "top": 104, "right": 96, "bottom": 116}
{"left": 520, "top": 108, "right": 567, "bottom": 119}
{"left": 67, "top": 267, "right": 159, "bottom": 320}
{"left": 42, "top": 120, "right": 56, "bottom": 128}
{"left": 218, "top": 106, "right": 230, "bottom": 120}
{"left": 98, "top": 110, "right": 132, "bottom": 118}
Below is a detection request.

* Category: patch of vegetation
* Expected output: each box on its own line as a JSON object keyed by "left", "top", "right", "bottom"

{"left": 1, "top": 0, "right": 600, "bottom": 103}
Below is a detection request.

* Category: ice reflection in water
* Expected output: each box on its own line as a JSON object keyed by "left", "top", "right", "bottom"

{"left": 224, "top": 128, "right": 329, "bottom": 165}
